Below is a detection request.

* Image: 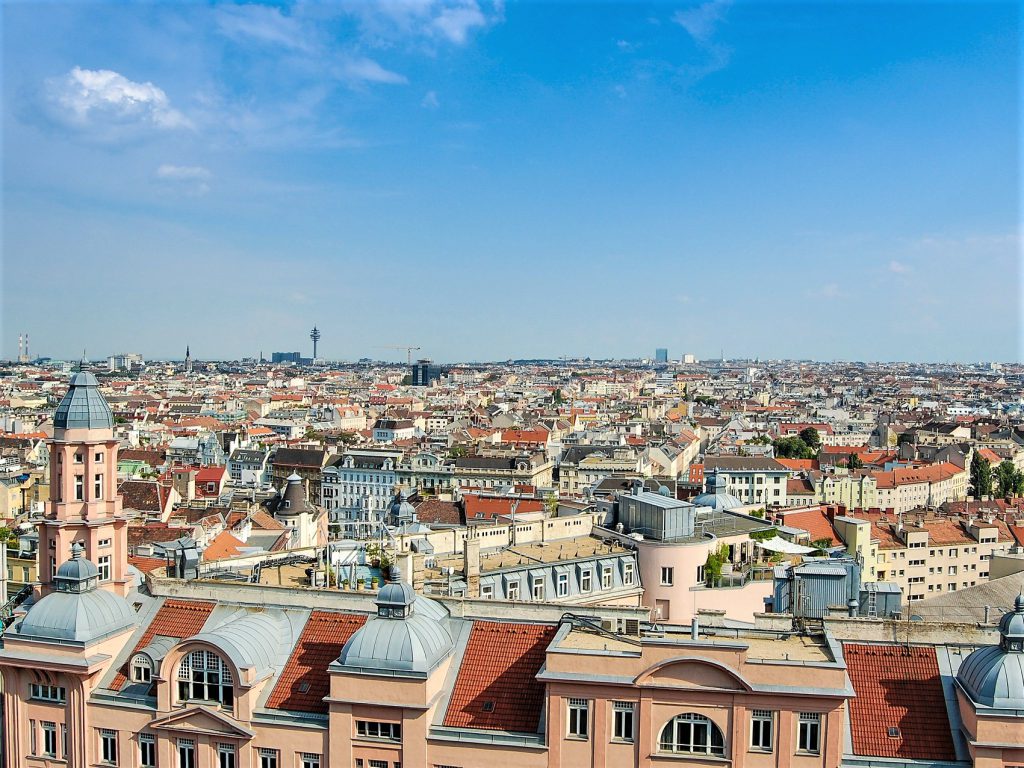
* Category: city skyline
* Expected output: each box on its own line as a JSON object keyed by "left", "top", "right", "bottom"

{"left": 2, "top": 1, "right": 1020, "bottom": 362}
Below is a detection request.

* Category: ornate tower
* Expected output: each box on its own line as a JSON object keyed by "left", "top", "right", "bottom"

{"left": 185, "top": 344, "right": 193, "bottom": 374}
{"left": 37, "top": 372, "right": 130, "bottom": 597}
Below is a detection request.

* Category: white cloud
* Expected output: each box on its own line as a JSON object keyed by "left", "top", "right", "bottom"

{"left": 155, "top": 164, "right": 211, "bottom": 196}
{"left": 345, "top": 0, "right": 499, "bottom": 47}
{"left": 613, "top": 84, "right": 628, "bottom": 99}
{"left": 888, "top": 260, "right": 912, "bottom": 274}
{"left": 818, "top": 283, "right": 841, "bottom": 299}
{"left": 337, "top": 57, "right": 408, "bottom": 85}
{"left": 421, "top": 90, "right": 440, "bottom": 109}
{"left": 157, "top": 164, "right": 211, "bottom": 181}
{"left": 433, "top": 1, "right": 487, "bottom": 43}
{"left": 44, "top": 67, "right": 191, "bottom": 133}
{"left": 673, "top": 0, "right": 731, "bottom": 44}
{"left": 216, "top": 4, "right": 312, "bottom": 51}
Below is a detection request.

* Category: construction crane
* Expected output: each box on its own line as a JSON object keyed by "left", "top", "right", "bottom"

{"left": 377, "top": 346, "right": 421, "bottom": 365}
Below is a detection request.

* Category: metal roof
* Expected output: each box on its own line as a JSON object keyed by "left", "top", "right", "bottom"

{"left": 17, "top": 588, "right": 137, "bottom": 643}
{"left": 337, "top": 593, "right": 453, "bottom": 675}
{"left": 53, "top": 372, "right": 114, "bottom": 431}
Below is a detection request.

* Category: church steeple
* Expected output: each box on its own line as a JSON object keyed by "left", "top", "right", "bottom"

{"left": 185, "top": 344, "right": 193, "bottom": 374}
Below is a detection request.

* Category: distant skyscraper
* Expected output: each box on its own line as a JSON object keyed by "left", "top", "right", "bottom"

{"left": 272, "top": 351, "right": 302, "bottom": 364}
{"left": 411, "top": 359, "right": 441, "bottom": 386}
{"left": 655, "top": 348, "right": 669, "bottom": 363}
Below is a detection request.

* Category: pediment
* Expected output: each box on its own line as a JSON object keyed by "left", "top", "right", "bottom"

{"left": 636, "top": 657, "right": 750, "bottom": 692}
{"left": 149, "top": 706, "right": 255, "bottom": 739}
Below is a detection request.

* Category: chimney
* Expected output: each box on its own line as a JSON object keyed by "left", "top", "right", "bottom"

{"left": 463, "top": 536, "right": 481, "bottom": 598}
{"left": 690, "top": 617, "right": 699, "bottom": 640}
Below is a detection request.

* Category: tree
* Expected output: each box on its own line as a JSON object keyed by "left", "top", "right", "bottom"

{"left": 995, "top": 460, "right": 1024, "bottom": 498}
{"left": 747, "top": 434, "right": 772, "bottom": 446}
{"left": 693, "top": 395, "right": 718, "bottom": 407}
{"left": 847, "top": 453, "right": 864, "bottom": 470}
{"left": 773, "top": 436, "right": 815, "bottom": 460}
{"left": 970, "top": 453, "right": 993, "bottom": 498}
{"left": 798, "top": 427, "right": 821, "bottom": 450}
{"left": 552, "top": 388, "right": 564, "bottom": 405}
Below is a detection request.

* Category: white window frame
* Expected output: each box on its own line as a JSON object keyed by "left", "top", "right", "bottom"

{"left": 567, "top": 697, "right": 589, "bottom": 739}
{"left": 42, "top": 722, "right": 58, "bottom": 758}
{"left": 797, "top": 712, "right": 821, "bottom": 754}
{"left": 612, "top": 701, "right": 635, "bottom": 742}
{"left": 750, "top": 709, "right": 774, "bottom": 751}
{"left": 100, "top": 728, "right": 118, "bottom": 765}
{"left": 660, "top": 566, "right": 674, "bottom": 586}
{"left": 139, "top": 734, "right": 156, "bottom": 768}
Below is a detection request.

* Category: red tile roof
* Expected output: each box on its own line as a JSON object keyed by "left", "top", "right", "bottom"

{"left": 112, "top": 599, "right": 215, "bottom": 690}
{"left": 843, "top": 643, "right": 956, "bottom": 761}
{"left": 776, "top": 507, "right": 840, "bottom": 545}
{"left": 443, "top": 621, "right": 557, "bottom": 733}
{"left": 463, "top": 495, "right": 544, "bottom": 521}
{"left": 266, "top": 611, "right": 367, "bottom": 713}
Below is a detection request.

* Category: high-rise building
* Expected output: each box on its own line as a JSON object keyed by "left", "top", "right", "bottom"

{"left": 655, "top": 348, "right": 669, "bottom": 363}
{"left": 272, "top": 351, "right": 302, "bottom": 364}
{"left": 411, "top": 359, "right": 440, "bottom": 386}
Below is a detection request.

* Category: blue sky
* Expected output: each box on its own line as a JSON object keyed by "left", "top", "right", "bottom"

{"left": 2, "top": 1, "right": 1020, "bottom": 363}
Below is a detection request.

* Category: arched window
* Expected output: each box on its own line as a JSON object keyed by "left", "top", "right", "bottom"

{"left": 659, "top": 713, "right": 725, "bottom": 756}
{"left": 177, "top": 650, "right": 234, "bottom": 706}
{"left": 131, "top": 654, "right": 154, "bottom": 683}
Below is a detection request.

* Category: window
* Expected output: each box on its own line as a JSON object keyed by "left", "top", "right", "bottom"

{"left": 43, "top": 722, "right": 58, "bottom": 758}
{"left": 602, "top": 566, "right": 613, "bottom": 589}
{"left": 132, "top": 654, "right": 153, "bottom": 682}
{"left": 99, "top": 555, "right": 111, "bottom": 582}
{"left": 567, "top": 698, "right": 589, "bottom": 739}
{"left": 507, "top": 581, "right": 520, "bottom": 600}
{"left": 557, "top": 572, "right": 569, "bottom": 597}
{"left": 140, "top": 734, "right": 156, "bottom": 768}
{"left": 258, "top": 749, "right": 279, "bottom": 768}
{"left": 797, "top": 712, "right": 821, "bottom": 754}
{"left": 580, "top": 570, "right": 592, "bottom": 592}
{"left": 30, "top": 719, "right": 37, "bottom": 756}
{"left": 218, "top": 743, "right": 236, "bottom": 768}
{"left": 301, "top": 754, "right": 321, "bottom": 768}
{"left": 178, "top": 650, "right": 234, "bottom": 706}
{"left": 623, "top": 562, "right": 635, "bottom": 586}
{"left": 30, "top": 683, "right": 67, "bottom": 703}
{"left": 100, "top": 729, "right": 118, "bottom": 765}
{"left": 95, "top": 452, "right": 104, "bottom": 463}
{"left": 62, "top": 724, "right": 68, "bottom": 758}
{"left": 99, "top": 537, "right": 112, "bottom": 548}
{"left": 532, "top": 576, "right": 544, "bottom": 600}
{"left": 75, "top": 474, "right": 84, "bottom": 500}
{"left": 612, "top": 701, "right": 635, "bottom": 742}
{"left": 95, "top": 473, "right": 104, "bottom": 499}
{"left": 659, "top": 713, "right": 725, "bottom": 756}
{"left": 480, "top": 584, "right": 493, "bottom": 599}
{"left": 74, "top": 452, "right": 84, "bottom": 463}
{"left": 696, "top": 564, "right": 706, "bottom": 583}
{"left": 660, "top": 567, "right": 674, "bottom": 586}
{"left": 751, "top": 709, "right": 773, "bottom": 751}
{"left": 178, "top": 738, "right": 196, "bottom": 768}
{"left": 356, "top": 721, "right": 402, "bottom": 742}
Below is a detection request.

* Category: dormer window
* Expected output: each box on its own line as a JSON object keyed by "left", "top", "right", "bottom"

{"left": 132, "top": 654, "right": 154, "bottom": 683}
{"left": 177, "top": 650, "right": 234, "bottom": 706}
